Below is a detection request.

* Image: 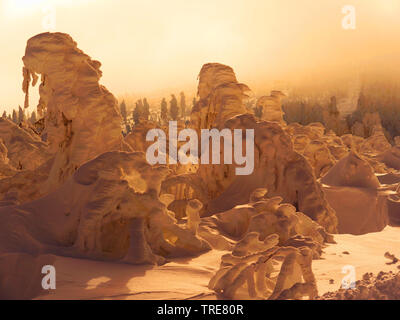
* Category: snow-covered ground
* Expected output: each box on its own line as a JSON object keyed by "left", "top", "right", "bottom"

{"left": 37, "top": 226, "right": 400, "bottom": 300}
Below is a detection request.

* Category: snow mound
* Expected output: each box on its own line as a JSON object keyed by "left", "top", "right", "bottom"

{"left": 321, "top": 151, "right": 380, "bottom": 189}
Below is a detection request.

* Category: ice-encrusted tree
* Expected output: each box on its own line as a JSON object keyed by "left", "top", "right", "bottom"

{"left": 143, "top": 98, "right": 150, "bottom": 121}
{"left": 180, "top": 91, "right": 186, "bottom": 118}
{"left": 119, "top": 100, "right": 127, "bottom": 123}
{"left": 253, "top": 105, "right": 263, "bottom": 119}
{"left": 161, "top": 98, "right": 168, "bottom": 124}
{"left": 30, "top": 110, "right": 37, "bottom": 124}
{"left": 18, "top": 106, "right": 25, "bottom": 123}
{"left": 12, "top": 109, "right": 18, "bottom": 123}
{"left": 192, "top": 97, "right": 196, "bottom": 112}
{"left": 125, "top": 123, "right": 131, "bottom": 134}
{"left": 133, "top": 101, "right": 141, "bottom": 125}
{"left": 170, "top": 94, "right": 179, "bottom": 121}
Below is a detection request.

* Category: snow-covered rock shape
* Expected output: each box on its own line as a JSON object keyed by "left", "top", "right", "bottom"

{"left": 321, "top": 152, "right": 389, "bottom": 234}
{"left": 0, "top": 118, "right": 49, "bottom": 171}
{"left": 303, "top": 140, "right": 336, "bottom": 178}
{"left": 201, "top": 114, "right": 338, "bottom": 233}
{"left": 209, "top": 245, "right": 317, "bottom": 300}
{"left": 22, "top": 32, "right": 128, "bottom": 192}
{"left": 388, "top": 184, "right": 400, "bottom": 226}
{"left": 378, "top": 143, "right": 400, "bottom": 170}
{"left": 163, "top": 63, "right": 338, "bottom": 232}
{"left": 0, "top": 139, "right": 16, "bottom": 180}
{"left": 201, "top": 190, "right": 332, "bottom": 253}
{"left": 124, "top": 120, "right": 160, "bottom": 153}
{"left": 286, "top": 123, "right": 348, "bottom": 162}
{"left": 205, "top": 190, "right": 326, "bottom": 299}
{"left": 318, "top": 271, "right": 400, "bottom": 300}
{"left": 320, "top": 131, "right": 349, "bottom": 161}
{"left": 285, "top": 122, "right": 325, "bottom": 142}
{"left": 191, "top": 63, "right": 250, "bottom": 131}
{"left": 256, "top": 91, "right": 286, "bottom": 125}
{"left": 360, "top": 126, "right": 392, "bottom": 155}
{"left": 0, "top": 253, "right": 56, "bottom": 299}
{"left": 164, "top": 115, "right": 338, "bottom": 232}
{"left": 321, "top": 151, "right": 380, "bottom": 189}
{"left": 341, "top": 134, "right": 364, "bottom": 154}
{"left": 186, "top": 199, "right": 203, "bottom": 234}
{"left": 0, "top": 151, "right": 210, "bottom": 265}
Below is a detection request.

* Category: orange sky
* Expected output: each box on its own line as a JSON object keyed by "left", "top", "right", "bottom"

{"left": 0, "top": 0, "right": 399, "bottom": 113}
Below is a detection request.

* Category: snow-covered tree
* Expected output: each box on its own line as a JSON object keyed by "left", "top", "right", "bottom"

{"left": 169, "top": 94, "right": 179, "bottom": 121}
{"left": 180, "top": 92, "right": 186, "bottom": 118}
{"left": 18, "top": 106, "right": 25, "bottom": 123}
{"left": 161, "top": 98, "right": 168, "bottom": 124}
{"left": 12, "top": 109, "right": 18, "bottom": 123}
{"left": 143, "top": 98, "right": 150, "bottom": 121}
{"left": 30, "top": 110, "right": 37, "bottom": 124}
{"left": 119, "top": 100, "right": 127, "bottom": 123}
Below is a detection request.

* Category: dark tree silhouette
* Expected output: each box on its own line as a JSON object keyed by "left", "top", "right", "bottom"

{"left": 30, "top": 111, "right": 37, "bottom": 124}
{"left": 170, "top": 94, "right": 179, "bottom": 121}
{"left": 253, "top": 105, "right": 263, "bottom": 119}
{"left": 18, "top": 106, "right": 25, "bottom": 123}
{"left": 180, "top": 92, "right": 186, "bottom": 118}
{"left": 191, "top": 97, "right": 197, "bottom": 115}
{"left": 161, "top": 98, "right": 168, "bottom": 124}
{"left": 143, "top": 98, "right": 150, "bottom": 121}
{"left": 125, "top": 123, "right": 131, "bottom": 134}
{"left": 12, "top": 109, "right": 18, "bottom": 123}
{"left": 133, "top": 100, "right": 142, "bottom": 125}
{"left": 119, "top": 100, "right": 127, "bottom": 123}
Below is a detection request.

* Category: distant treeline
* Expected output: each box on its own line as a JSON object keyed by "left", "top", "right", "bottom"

{"left": 1, "top": 106, "right": 37, "bottom": 125}
{"left": 283, "top": 79, "right": 400, "bottom": 141}
{"left": 119, "top": 91, "right": 196, "bottom": 135}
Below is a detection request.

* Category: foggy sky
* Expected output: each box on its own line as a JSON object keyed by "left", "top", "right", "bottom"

{"left": 0, "top": 0, "right": 399, "bottom": 113}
